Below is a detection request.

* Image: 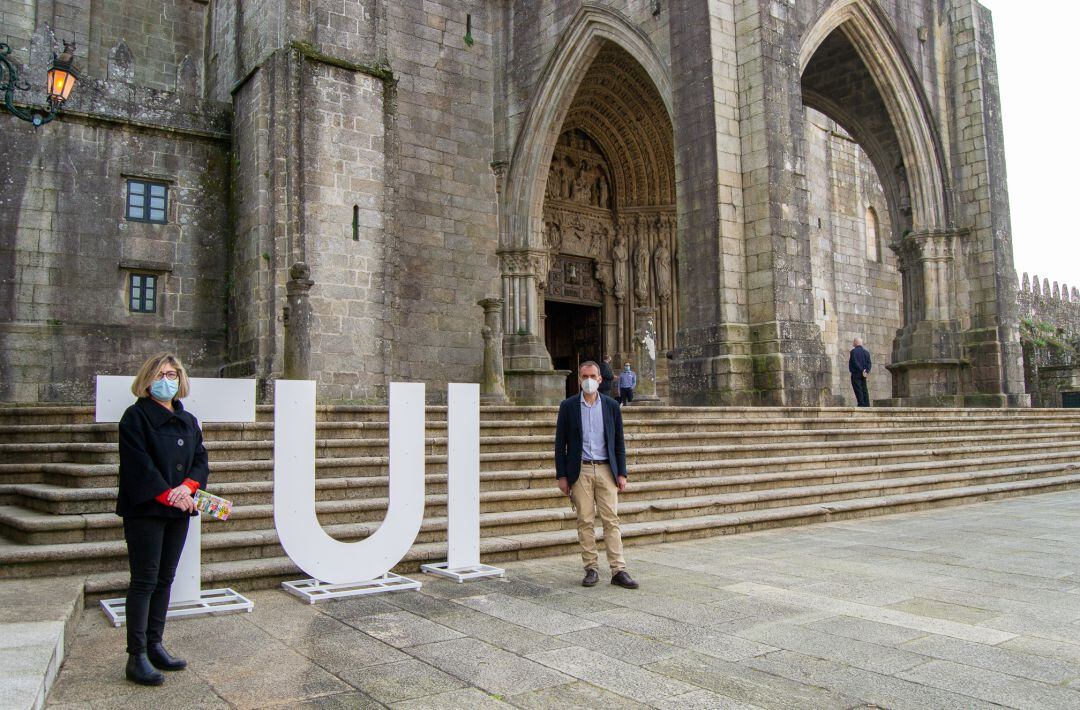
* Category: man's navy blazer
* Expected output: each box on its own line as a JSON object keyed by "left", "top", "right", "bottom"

{"left": 554, "top": 393, "right": 627, "bottom": 487}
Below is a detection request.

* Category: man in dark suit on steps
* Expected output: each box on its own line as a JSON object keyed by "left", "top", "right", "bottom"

{"left": 555, "top": 361, "right": 639, "bottom": 589}
{"left": 849, "top": 337, "right": 872, "bottom": 407}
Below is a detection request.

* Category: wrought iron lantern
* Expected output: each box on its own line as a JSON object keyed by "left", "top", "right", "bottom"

{"left": 1, "top": 40, "right": 79, "bottom": 127}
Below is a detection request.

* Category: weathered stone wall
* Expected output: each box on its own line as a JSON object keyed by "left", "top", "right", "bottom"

{"left": 383, "top": 0, "right": 499, "bottom": 396}
{"left": 805, "top": 110, "right": 901, "bottom": 405}
{"left": 0, "top": 23, "right": 231, "bottom": 402}
{"left": 1018, "top": 274, "right": 1080, "bottom": 407}
{"left": 2, "top": 0, "right": 206, "bottom": 92}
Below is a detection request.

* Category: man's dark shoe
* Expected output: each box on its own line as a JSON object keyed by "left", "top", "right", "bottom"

{"left": 581, "top": 568, "right": 599, "bottom": 587}
{"left": 147, "top": 642, "right": 187, "bottom": 671}
{"left": 611, "top": 570, "right": 639, "bottom": 589}
{"left": 126, "top": 653, "right": 165, "bottom": 686}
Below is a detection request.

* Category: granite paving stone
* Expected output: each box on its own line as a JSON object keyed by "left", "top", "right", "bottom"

{"left": 287, "top": 628, "right": 410, "bottom": 673}
{"left": 734, "top": 621, "right": 930, "bottom": 674}
{"left": 194, "top": 647, "right": 352, "bottom": 709}
{"left": 454, "top": 593, "right": 599, "bottom": 635}
{"left": 284, "top": 690, "right": 387, "bottom": 709}
{"left": 407, "top": 637, "right": 571, "bottom": 696}
{"left": 901, "top": 632, "right": 1080, "bottom": 684}
{"left": 747, "top": 650, "right": 1002, "bottom": 710}
{"left": 338, "top": 659, "right": 467, "bottom": 704}
{"left": 525, "top": 645, "right": 698, "bottom": 703}
{"left": 556, "top": 625, "right": 682, "bottom": 665}
{"left": 801, "top": 614, "right": 928, "bottom": 646}
{"left": 388, "top": 686, "right": 512, "bottom": 709}
{"left": 898, "top": 658, "right": 1080, "bottom": 708}
{"left": 346, "top": 611, "right": 465, "bottom": 648}
{"left": 886, "top": 596, "right": 1002, "bottom": 625}
{"left": 586, "top": 607, "right": 777, "bottom": 661}
{"left": 644, "top": 650, "right": 860, "bottom": 709}
{"left": 507, "top": 680, "right": 649, "bottom": 709}
{"left": 651, "top": 689, "right": 765, "bottom": 710}
{"left": 428, "top": 607, "right": 572, "bottom": 656}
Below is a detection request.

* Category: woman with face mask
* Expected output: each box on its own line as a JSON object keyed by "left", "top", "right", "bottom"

{"left": 116, "top": 353, "right": 209, "bottom": 686}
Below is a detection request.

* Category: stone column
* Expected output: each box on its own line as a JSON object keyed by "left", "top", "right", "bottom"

{"left": 284, "top": 262, "right": 314, "bottom": 380}
{"left": 666, "top": 1, "right": 755, "bottom": 405}
{"left": 499, "top": 249, "right": 566, "bottom": 404}
{"left": 478, "top": 297, "right": 509, "bottom": 404}
{"left": 632, "top": 307, "right": 661, "bottom": 404}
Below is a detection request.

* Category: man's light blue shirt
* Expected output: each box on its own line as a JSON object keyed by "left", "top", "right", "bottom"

{"left": 580, "top": 395, "right": 607, "bottom": 461}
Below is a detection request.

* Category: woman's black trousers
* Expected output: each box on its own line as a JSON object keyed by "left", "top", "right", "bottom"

{"left": 123, "top": 515, "right": 189, "bottom": 654}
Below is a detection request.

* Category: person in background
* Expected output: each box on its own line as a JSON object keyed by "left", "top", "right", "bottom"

{"left": 618, "top": 362, "right": 636, "bottom": 406}
{"left": 116, "top": 353, "right": 209, "bottom": 685}
{"left": 848, "top": 337, "right": 872, "bottom": 407}
{"left": 554, "top": 361, "right": 639, "bottom": 589}
{"left": 598, "top": 355, "right": 615, "bottom": 397}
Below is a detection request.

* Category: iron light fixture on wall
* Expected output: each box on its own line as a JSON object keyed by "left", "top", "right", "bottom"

{"left": 1, "top": 40, "right": 79, "bottom": 127}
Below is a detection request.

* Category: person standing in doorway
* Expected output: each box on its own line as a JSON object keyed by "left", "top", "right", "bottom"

{"left": 598, "top": 355, "right": 615, "bottom": 397}
{"left": 618, "top": 362, "right": 636, "bottom": 406}
{"left": 849, "top": 337, "right": 872, "bottom": 407}
{"left": 554, "top": 361, "right": 639, "bottom": 589}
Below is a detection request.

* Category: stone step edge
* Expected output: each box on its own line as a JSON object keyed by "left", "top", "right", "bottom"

{"left": 3, "top": 425, "right": 1076, "bottom": 454}
{"left": 3, "top": 454, "right": 1079, "bottom": 507}
{"left": 77, "top": 473, "right": 1080, "bottom": 595}
{"left": 6, "top": 439, "right": 1078, "bottom": 478}
{"left": 2, "top": 464, "right": 1076, "bottom": 549}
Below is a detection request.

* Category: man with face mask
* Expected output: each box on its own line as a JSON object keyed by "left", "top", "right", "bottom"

{"left": 554, "top": 361, "right": 639, "bottom": 589}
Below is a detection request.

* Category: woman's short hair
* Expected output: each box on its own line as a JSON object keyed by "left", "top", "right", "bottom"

{"left": 131, "top": 352, "right": 190, "bottom": 400}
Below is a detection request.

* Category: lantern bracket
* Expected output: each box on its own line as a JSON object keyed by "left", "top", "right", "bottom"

{"left": 1, "top": 41, "right": 78, "bottom": 128}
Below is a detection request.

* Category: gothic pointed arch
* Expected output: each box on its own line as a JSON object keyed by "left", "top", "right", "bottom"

{"left": 799, "top": 0, "right": 950, "bottom": 235}
{"left": 500, "top": 4, "right": 673, "bottom": 252}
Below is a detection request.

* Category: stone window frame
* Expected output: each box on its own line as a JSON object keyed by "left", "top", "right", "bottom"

{"left": 124, "top": 177, "right": 171, "bottom": 224}
{"left": 119, "top": 260, "right": 172, "bottom": 317}
{"left": 128, "top": 273, "right": 158, "bottom": 313}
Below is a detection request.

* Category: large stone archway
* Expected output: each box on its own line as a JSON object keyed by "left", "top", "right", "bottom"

{"left": 797, "top": 0, "right": 1024, "bottom": 405}
{"left": 498, "top": 7, "right": 675, "bottom": 404}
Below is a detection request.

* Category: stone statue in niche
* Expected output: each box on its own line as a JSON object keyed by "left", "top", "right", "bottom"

{"left": 634, "top": 242, "right": 650, "bottom": 303}
{"left": 589, "top": 225, "right": 608, "bottom": 258}
{"left": 596, "top": 173, "right": 610, "bottom": 209}
{"left": 612, "top": 231, "right": 628, "bottom": 301}
{"left": 654, "top": 239, "right": 672, "bottom": 302}
{"left": 573, "top": 161, "right": 593, "bottom": 204}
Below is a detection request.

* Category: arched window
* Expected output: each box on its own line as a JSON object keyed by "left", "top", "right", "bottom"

{"left": 865, "top": 206, "right": 880, "bottom": 262}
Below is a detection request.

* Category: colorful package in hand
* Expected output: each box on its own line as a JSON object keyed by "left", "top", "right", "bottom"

{"left": 193, "top": 489, "right": 233, "bottom": 521}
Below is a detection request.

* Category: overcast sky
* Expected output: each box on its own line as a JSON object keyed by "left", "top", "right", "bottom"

{"left": 980, "top": 0, "right": 1079, "bottom": 292}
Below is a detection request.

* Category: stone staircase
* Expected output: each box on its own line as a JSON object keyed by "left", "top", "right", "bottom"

{"left": 1, "top": 404, "right": 1079, "bottom": 598}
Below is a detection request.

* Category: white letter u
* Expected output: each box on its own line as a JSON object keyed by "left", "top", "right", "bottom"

{"left": 273, "top": 380, "right": 426, "bottom": 584}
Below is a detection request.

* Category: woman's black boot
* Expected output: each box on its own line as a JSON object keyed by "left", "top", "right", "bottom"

{"left": 126, "top": 653, "right": 165, "bottom": 685}
{"left": 147, "top": 642, "right": 187, "bottom": 671}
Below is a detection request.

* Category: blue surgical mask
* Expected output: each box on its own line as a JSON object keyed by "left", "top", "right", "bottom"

{"left": 149, "top": 377, "right": 179, "bottom": 401}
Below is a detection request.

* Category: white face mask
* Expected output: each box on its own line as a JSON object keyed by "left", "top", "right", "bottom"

{"left": 580, "top": 378, "right": 599, "bottom": 394}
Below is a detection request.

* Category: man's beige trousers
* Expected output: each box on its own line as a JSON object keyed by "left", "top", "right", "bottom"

{"left": 570, "top": 461, "right": 625, "bottom": 572}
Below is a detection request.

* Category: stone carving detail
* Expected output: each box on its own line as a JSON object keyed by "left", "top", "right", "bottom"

{"left": 547, "top": 255, "right": 602, "bottom": 304}
{"left": 612, "top": 231, "right": 628, "bottom": 301}
{"left": 653, "top": 239, "right": 671, "bottom": 303}
{"left": 633, "top": 241, "right": 650, "bottom": 303}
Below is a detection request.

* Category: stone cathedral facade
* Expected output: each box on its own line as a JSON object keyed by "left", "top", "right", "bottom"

{"left": 0, "top": 1, "right": 1048, "bottom": 407}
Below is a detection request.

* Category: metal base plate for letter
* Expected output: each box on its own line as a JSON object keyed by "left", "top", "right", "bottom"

{"left": 421, "top": 562, "right": 505, "bottom": 583}
{"left": 99, "top": 588, "right": 254, "bottom": 628}
{"left": 281, "top": 573, "right": 422, "bottom": 604}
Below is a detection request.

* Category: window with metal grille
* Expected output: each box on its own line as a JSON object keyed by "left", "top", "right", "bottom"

{"left": 129, "top": 273, "right": 157, "bottom": 313}
{"left": 126, "top": 180, "right": 168, "bottom": 223}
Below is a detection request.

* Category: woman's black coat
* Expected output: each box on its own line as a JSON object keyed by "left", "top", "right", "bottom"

{"left": 116, "top": 397, "right": 209, "bottom": 518}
